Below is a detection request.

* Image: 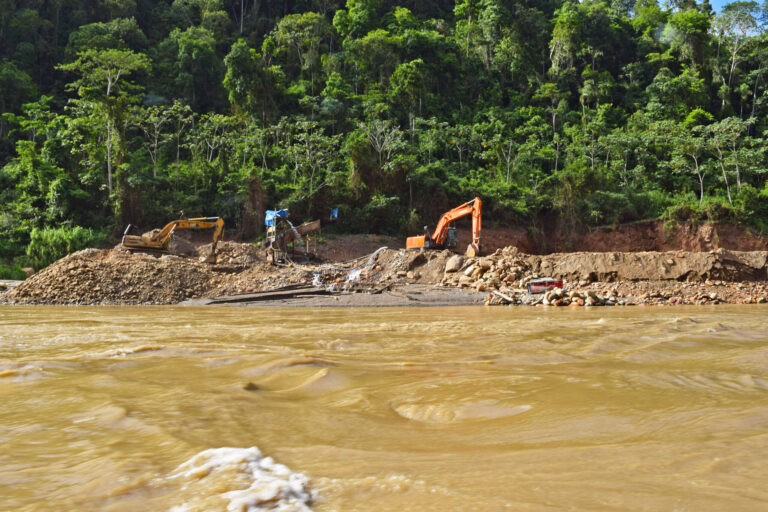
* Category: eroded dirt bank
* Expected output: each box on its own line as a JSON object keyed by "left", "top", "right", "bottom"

{"left": 2, "top": 238, "right": 768, "bottom": 306}
{"left": 457, "top": 220, "right": 768, "bottom": 254}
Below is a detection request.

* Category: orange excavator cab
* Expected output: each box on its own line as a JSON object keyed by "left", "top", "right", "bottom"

{"left": 406, "top": 197, "right": 482, "bottom": 257}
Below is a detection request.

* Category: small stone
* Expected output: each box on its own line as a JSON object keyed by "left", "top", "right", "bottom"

{"left": 478, "top": 258, "right": 493, "bottom": 271}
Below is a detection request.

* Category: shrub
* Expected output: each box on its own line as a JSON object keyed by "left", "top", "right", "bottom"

{"left": 662, "top": 195, "right": 738, "bottom": 225}
{"left": 735, "top": 184, "right": 768, "bottom": 231}
{"left": 26, "top": 226, "right": 105, "bottom": 270}
{"left": 0, "top": 264, "right": 26, "bottom": 280}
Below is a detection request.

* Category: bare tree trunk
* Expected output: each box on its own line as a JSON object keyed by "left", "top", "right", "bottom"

{"left": 715, "top": 147, "right": 733, "bottom": 205}
{"left": 240, "top": 174, "right": 265, "bottom": 239}
{"left": 106, "top": 118, "right": 113, "bottom": 195}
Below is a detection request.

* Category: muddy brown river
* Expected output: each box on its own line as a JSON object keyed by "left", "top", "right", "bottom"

{"left": 1, "top": 305, "right": 767, "bottom": 511}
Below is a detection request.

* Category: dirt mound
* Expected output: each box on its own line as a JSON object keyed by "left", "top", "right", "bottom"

{"left": 455, "top": 226, "right": 535, "bottom": 253}
{"left": 198, "top": 240, "right": 264, "bottom": 266}
{"left": 437, "top": 247, "right": 768, "bottom": 306}
{"left": 4, "top": 237, "right": 768, "bottom": 306}
{"left": 438, "top": 247, "right": 768, "bottom": 290}
{"left": 529, "top": 249, "right": 768, "bottom": 283}
{"left": 314, "top": 234, "right": 402, "bottom": 261}
{"left": 2, "top": 249, "right": 224, "bottom": 305}
{"left": 211, "top": 264, "right": 313, "bottom": 296}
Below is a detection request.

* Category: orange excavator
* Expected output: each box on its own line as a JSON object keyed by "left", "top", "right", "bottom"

{"left": 121, "top": 217, "right": 224, "bottom": 263}
{"left": 406, "top": 197, "right": 482, "bottom": 257}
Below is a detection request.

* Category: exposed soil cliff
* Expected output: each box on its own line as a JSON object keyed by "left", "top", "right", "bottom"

{"left": 456, "top": 220, "right": 768, "bottom": 254}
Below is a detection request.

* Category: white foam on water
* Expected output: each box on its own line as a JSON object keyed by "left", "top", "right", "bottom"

{"left": 168, "top": 447, "right": 314, "bottom": 512}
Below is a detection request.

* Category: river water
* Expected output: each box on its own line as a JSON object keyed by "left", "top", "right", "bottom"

{"left": 1, "top": 305, "right": 767, "bottom": 511}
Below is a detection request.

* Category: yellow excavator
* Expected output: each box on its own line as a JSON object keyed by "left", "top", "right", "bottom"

{"left": 121, "top": 217, "right": 224, "bottom": 263}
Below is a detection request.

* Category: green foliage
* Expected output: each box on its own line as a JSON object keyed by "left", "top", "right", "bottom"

{"left": 26, "top": 226, "right": 105, "bottom": 270}
{"left": 663, "top": 195, "right": 740, "bottom": 225}
{"left": 360, "top": 194, "right": 403, "bottom": 234}
{"left": 0, "top": 264, "right": 26, "bottom": 280}
{"left": 0, "top": 0, "right": 767, "bottom": 263}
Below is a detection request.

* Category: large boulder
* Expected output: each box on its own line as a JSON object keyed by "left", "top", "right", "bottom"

{"left": 445, "top": 255, "right": 464, "bottom": 273}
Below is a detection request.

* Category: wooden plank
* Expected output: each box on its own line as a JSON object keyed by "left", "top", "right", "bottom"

{"left": 207, "top": 286, "right": 330, "bottom": 304}
{"left": 492, "top": 290, "right": 517, "bottom": 303}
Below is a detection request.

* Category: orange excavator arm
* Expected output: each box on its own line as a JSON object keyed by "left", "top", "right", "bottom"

{"left": 406, "top": 197, "right": 482, "bottom": 257}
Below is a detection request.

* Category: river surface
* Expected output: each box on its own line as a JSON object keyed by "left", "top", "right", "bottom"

{"left": 1, "top": 305, "right": 768, "bottom": 511}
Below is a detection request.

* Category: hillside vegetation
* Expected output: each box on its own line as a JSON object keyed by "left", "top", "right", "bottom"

{"left": 1, "top": 0, "right": 767, "bottom": 267}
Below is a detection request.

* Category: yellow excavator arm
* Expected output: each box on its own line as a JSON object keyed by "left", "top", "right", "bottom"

{"left": 121, "top": 217, "right": 224, "bottom": 263}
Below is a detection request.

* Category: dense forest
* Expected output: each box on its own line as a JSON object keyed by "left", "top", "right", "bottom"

{"left": 1, "top": 0, "right": 767, "bottom": 273}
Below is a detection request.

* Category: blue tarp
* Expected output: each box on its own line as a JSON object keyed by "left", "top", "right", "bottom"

{"left": 265, "top": 209, "right": 288, "bottom": 227}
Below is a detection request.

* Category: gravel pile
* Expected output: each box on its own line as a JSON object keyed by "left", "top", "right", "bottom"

{"left": 2, "top": 249, "right": 224, "bottom": 305}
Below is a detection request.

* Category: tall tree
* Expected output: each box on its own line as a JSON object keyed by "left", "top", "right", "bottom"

{"left": 57, "top": 48, "right": 150, "bottom": 195}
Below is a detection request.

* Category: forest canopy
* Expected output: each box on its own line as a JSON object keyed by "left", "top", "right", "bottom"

{"left": 1, "top": 0, "right": 768, "bottom": 267}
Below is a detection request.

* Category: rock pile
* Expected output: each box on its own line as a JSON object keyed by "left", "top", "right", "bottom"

{"left": 439, "top": 246, "right": 768, "bottom": 306}
{"left": 198, "top": 241, "right": 264, "bottom": 266}
{"left": 440, "top": 246, "right": 533, "bottom": 291}
{"left": 2, "top": 249, "right": 225, "bottom": 305}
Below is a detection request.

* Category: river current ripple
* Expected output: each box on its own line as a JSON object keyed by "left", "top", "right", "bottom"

{"left": 1, "top": 305, "right": 767, "bottom": 511}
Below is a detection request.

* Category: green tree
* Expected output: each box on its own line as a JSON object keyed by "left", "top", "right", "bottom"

{"left": 57, "top": 48, "right": 150, "bottom": 196}
{"left": 223, "top": 38, "right": 283, "bottom": 120}
{"left": 714, "top": 1, "right": 760, "bottom": 89}
{"left": 389, "top": 58, "right": 426, "bottom": 132}
{"left": 285, "top": 122, "right": 342, "bottom": 216}
{"left": 671, "top": 122, "right": 709, "bottom": 203}
{"left": 272, "top": 12, "right": 330, "bottom": 93}
{"left": 137, "top": 104, "right": 172, "bottom": 178}
{"left": 156, "top": 26, "right": 224, "bottom": 111}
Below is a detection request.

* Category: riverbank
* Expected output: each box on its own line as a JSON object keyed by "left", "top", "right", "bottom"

{"left": 1, "top": 239, "right": 767, "bottom": 307}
